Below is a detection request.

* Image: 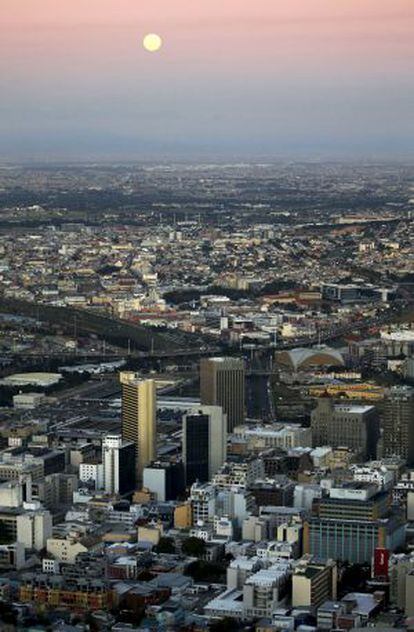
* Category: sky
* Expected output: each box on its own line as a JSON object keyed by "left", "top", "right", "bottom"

{"left": 1, "top": 0, "right": 413, "bottom": 160}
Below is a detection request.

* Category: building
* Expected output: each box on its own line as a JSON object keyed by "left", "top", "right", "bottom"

{"left": 102, "top": 434, "right": 136, "bottom": 496}
{"left": 242, "top": 516, "right": 268, "bottom": 542}
{"left": 250, "top": 477, "right": 295, "bottom": 508}
{"left": 351, "top": 464, "right": 394, "bottom": 490}
{"left": 120, "top": 372, "right": 156, "bottom": 484}
{"left": 276, "top": 346, "right": 344, "bottom": 372}
{"left": 405, "top": 571, "right": 414, "bottom": 617}
{"left": 0, "top": 542, "right": 25, "bottom": 570}
{"left": 227, "top": 557, "right": 262, "bottom": 590}
{"left": 292, "top": 555, "right": 337, "bottom": 608}
{"left": 0, "top": 505, "right": 52, "bottom": 551}
{"left": 190, "top": 482, "right": 216, "bottom": 526}
{"left": 303, "top": 484, "right": 405, "bottom": 564}
{"left": 79, "top": 461, "right": 104, "bottom": 490}
{"left": 46, "top": 536, "right": 88, "bottom": 564}
{"left": 233, "top": 424, "right": 312, "bottom": 450}
{"left": 19, "top": 573, "right": 108, "bottom": 610}
{"left": 174, "top": 502, "right": 192, "bottom": 529}
{"left": 311, "top": 398, "right": 380, "bottom": 459}
{"left": 389, "top": 553, "right": 414, "bottom": 610}
{"left": 143, "top": 461, "right": 185, "bottom": 501}
{"left": 213, "top": 458, "right": 264, "bottom": 490}
{"left": 200, "top": 357, "right": 245, "bottom": 432}
{"left": 16, "top": 507, "right": 53, "bottom": 551}
{"left": 382, "top": 386, "right": 414, "bottom": 465}
{"left": 243, "top": 563, "right": 291, "bottom": 618}
{"left": 182, "top": 405, "right": 227, "bottom": 486}
{"left": 13, "top": 392, "right": 45, "bottom": 410}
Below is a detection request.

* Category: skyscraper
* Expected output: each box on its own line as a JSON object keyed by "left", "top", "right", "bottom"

{"left": 102, "top": 434, "right": 136, "bottom": 495}
{"left": 120, "top": 372, "right": 156, "bottom": 485}
{"left": 383, "top": 386, "right": 414, "bottom": 465}
{"left": 182, "top": 405, "right": 227, "bottom": 486}
{"left": 200, "top": 357, "right": 245, "bottom": 433}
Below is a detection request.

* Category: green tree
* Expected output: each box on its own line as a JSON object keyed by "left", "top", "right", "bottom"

{"left": 0, "top": 520, "right": 13, "bottom": 545}
{"left": 182, "top": 536, "right": 206, "bottom": 558}
{"left": 209, "top": 616, "right": 239, "bottom": 632}
{"left": 154, "top": 536, "right": 176, "bottom": 554}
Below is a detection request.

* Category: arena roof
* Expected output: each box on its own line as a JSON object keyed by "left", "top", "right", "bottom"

{"left": 276, "top": 346, "right": 344, "bottom": 371}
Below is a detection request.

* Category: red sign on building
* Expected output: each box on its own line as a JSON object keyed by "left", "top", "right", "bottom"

{"left": 373, "top": 547, "right": 389, "bottom": 579}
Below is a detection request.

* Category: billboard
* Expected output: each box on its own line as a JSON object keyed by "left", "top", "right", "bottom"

{"left": 373, "top": 547, "right": 389, "bottom": 579}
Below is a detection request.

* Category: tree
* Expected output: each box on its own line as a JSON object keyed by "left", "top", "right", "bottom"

{"left": 182, "top": 536, "right": 206, "bottom": 558}
{"left": 209, "top": 616, "right": 239, "bottom": 632}
{"left": 185, "top": 560, "right": 226, "bottom": 583}
{"left": 0, "top": 520, "right": 13, "bottom": 545}
{"left": 154, "top": 536, "right": 176, "bottom": 554}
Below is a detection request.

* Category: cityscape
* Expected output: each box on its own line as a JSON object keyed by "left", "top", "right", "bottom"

{"left": 1, "top": 1, "right": 414, "bottom": 631}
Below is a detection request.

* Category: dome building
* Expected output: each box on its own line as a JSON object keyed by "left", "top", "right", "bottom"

{"left": 275, "top": 346, "right": 344, "bottom": 372}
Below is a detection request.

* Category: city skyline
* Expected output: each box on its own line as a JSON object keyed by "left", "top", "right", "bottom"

{"left": 1, "top": 0, "right": 413, "bottom": 159}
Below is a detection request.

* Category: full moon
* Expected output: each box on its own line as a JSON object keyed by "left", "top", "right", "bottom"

{"left": 143, "top": 33, "right": 163, "bottom": 53}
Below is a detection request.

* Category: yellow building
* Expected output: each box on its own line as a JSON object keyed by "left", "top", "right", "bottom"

{"left": 174, "top": 502, "right": 192, "bottom": 529}
{"left": 308, "top": 383, "right": 385, "bottom": 401}
{"left": 137, "top": 524, "right": 163, "bottom": 545}
{"left": 292, "top": 556, "right": 337, "bottom": 608}
{"left": 120, "top": 372, "right": 156, "bottom": 485}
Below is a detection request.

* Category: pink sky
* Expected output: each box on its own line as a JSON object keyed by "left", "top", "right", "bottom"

{"left": 1, "top": 0, "right": 413, "bottom": 158}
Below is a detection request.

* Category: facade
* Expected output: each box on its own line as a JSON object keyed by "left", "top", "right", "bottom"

{"left": 405, "top": 571, "right": 414, "bottom": 617}
{"left": 46, "top": 537, "right": 88, "bottom": 564}
{"left": 233, "top": 424, "right": 312, "bottom": 450}
{"left": 19, "top": 573, "right": 108, "bottom": 610}
{"left": 190, "top": 482, "right": 216, "bottom": 526}
{"left": 303, "top": 485, "right": 405, "bottom": 564}
{"left": 243, "top": 564, "right": 291, "bottom": 618}
{"left": 311, "top": 398, "right": 380, "bottom": 459}
{"left": 292, "top": 556, "right": 337, "bottom": 608}
{"left": 182, "top": 405, "right": 226, "bottom": 486}
{"left": 200, "top": 357, "right": 245, "bottom": 433}
{"left": 0, "top": 506, "right": 52, "bottom": 551}
{"left": 79, "top": 462, "right": 104, "bottom": 490}
{"left": 0, "top": 542, "right": 25, "bottom": 570}
{"left": 16, "top": 509, "right": 53, "bottom": 551}
{"left": 389, "top": 553, "right": 414, "bottom": 610}
{"left": 250, "top": 477, "right": 295, "bottom": 508}
{"left": 304, "top": 517, "right": 404, "bottom": 565}
{"left": 102, "top": 434, "right": 136, "bottom": 495}
{"left": 120, "top": 372, "right": 156, "bottom": 484}
{"left": 213, "top": 458, "right": 265, "bottom": 490}
{"left": 143, "top": 461, "right": 185, "bottom": 501}
{"left": 382, "top": 386, "right": 414, "bottom": 465}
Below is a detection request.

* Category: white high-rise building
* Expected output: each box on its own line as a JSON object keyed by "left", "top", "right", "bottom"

{"left": 102, "top": 434, "right": 136, "bottom": 495}
{"left": 16, "top": 508, "right": 53, "bottom": 551}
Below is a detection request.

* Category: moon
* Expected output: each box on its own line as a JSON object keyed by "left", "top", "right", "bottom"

{"left": 143, "top": 33, "right": 163, "bottom": 53}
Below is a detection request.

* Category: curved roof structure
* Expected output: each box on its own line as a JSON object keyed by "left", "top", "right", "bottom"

{"left": 276, "top": 346, "right": 344, "bottom": 371}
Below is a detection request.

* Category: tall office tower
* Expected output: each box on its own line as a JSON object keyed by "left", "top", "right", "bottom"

{"left": 182, "top": 405, "right": 227, "bottom": 487}
{"left": 383, "top": 386, "right": 414, "bottom": 465}
{"left": 102, "top": 434, "right": 136, "bottom": 495}
{"left": 200, "top": 357, "right": 245, "bottom": 433}
{"left": 120, "top": 372, "right": 156, "bottom": 485}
